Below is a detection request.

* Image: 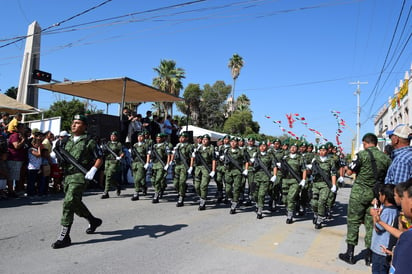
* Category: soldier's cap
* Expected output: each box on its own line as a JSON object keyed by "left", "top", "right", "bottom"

{"left": 197, "top": 135, "right": 203, "bottom": 139}
{"left": 202, "top": 134, "right": 211, "bottom": 140}
{"left": 258, "top": 141, "right": 267, "bottom": 146}
{"left": 290, "top": 142, "right": 299, "bottom": 147}
{"left": 283, "top": 140, "right": 289, "bottom": 145}
{"left": 273, "top": 138, "right": 281, "bottom": 144}
{"left": 318, "top": 144, "right": 327, "bottom": 150}
{"left": 111, "top": 131, "right": 118, "bottom": 136}
{"left": 223, "top": 134, "right": 230, "bottom": 139}
{"left": 325, "top": 142, "right": 333, "bottom": 148}
{"left": 247, "top": 136, "right": 255, "bottom": 141}
{"left": 156, "top": 133, "right": 163, "bottom": 138}
{"left": 179, "top": 132, "right": 188, "bottom": 137}
{"left": 307, "top": 143, "right": 314, "bottom": 147}
{"left": 300, "top": 142, "right": 307, "bottom": 147}
{"left": 143, "top": 130, "right": 150, "bottom": 135}
{"left": 73, "top": 114, "right": 88, "bottom": 124}
{"left": 387, "top": 124, "right": 412, "bottom": 139}
{"left": 230, "top": 136, "right": 238, "bottom": 141}
{"left": 137, "top": 132, "right": 145, "bottom": 136}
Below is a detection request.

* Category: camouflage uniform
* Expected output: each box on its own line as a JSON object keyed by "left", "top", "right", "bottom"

{"left": 215, "top": 136, "right": 230, "bottom": 202}
{"left": 244, "top": 139, "right": 258, "bottom": 203}
{"left": 130, "top": 134, "right": 149, "bottom": 200}
{"left": 103, "top": 140, "right": 123, "bottom": 196}
{"left": 172, "top": 137, "right": 193, "bottom": 206}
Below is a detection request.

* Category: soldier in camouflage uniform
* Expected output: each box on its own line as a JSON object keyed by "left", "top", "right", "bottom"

{"left": 223, "top": 137, "right": 247, "bottom": 214}
{"left": 130, "top": 132, "right": 149, "bottom": 201}
{"left": 338, "top": 133, "right": 391, "bottom": 265}
{"left": 193, "top": 134, "right": 216, "bottom": 210}
{"left": 215, "top": 135, "right": 231, "bottom": 203}
{"left": 147, "top": 133, "right": 172, "bottom": 203}
{"left": 308, "top": 144, "right": 337, "bottom": 229}
{"left": 171, "top": 132, "right": 194, "bottom": 207}
{"left": 250, "top": 142, "right": 276, "bottom": 219}
{"left": 51, "top": 114, "right": 103, "bottom": 249}
{"left": 275, "top": 142, "right": 307, "bottom": 224}
{"left": 101, "top": 131, "right": 124, "bottom": 199}
{"left": 244, "top": 137, "right": 258, "bottom": 205}
{"left": 268, "top": 138, "right": 284, "bottom": 211}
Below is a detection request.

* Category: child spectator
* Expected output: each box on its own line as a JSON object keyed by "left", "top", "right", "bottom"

{"left": 26, "top": 133, "right": 42, "bottom": 196}
{"left": 370, "top": 184, "right": 399, "bottom": 274}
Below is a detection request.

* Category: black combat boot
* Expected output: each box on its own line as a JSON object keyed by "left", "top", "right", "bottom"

{"left": 286, "top": 211, "right": 293, "bottom": 224}
{"left": 131, "top": 192, "right": 139, "bottom": 201}
{"left": 52, "top": 225, "right": 72, "bottom": 249}
{"left": 86, "top": 216, "right": 102, "bottom": 234}
{"left": 338, "top": 244, "right": 355, "bottom": 264}
{"left": 152, "top": 192, "right": 159, "bottom": 203}
{"left": 364, "top": 248, "right": 372, "bottom": 266}
{"left": 101, "top": 192, "right": 109, "bottom": 199}
{"left": 256, "top": 207, "right": 263, "bottom": 219}
{"left": 176, "top": 196, "right": 184, "bottom": 207}
{"left": 198, "top": 198, "right": 206, "bottom": 211}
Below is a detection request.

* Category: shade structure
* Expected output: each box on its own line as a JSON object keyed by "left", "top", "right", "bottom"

{"left": 33, "top": 77, "right": 183, "bottom": 104}
{"left": 0, "top": 93, "right": 38, "bottom": 114}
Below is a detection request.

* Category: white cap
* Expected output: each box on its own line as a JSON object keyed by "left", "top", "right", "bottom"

{"left": 59, "top": 130, "right": 70, "bottom": 137}
{"left": 391, "top": 125, "right": 412, "bottom": 139}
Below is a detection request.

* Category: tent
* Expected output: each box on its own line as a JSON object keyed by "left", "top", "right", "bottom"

{"left": 181, "top": 125, "right": 226, "bottom": 142}
{"left": 33, "top": 77, "right": 183, "bottom": 104}
{"left": 0, "top": 93, "right": 39, "bottom": 114}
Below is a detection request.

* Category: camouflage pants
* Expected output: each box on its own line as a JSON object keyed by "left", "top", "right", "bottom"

{"left": 311, "top": 181, "right": 331, "bottom": 217}
{"left": 131, "top": 162, "right": 146, "bottom": 192}
{"left": 151, "top": 165, "right": 166, "bottom": 193}
{"left": 194, "top": 166, "right": 211, "bottom": 199}
{"left": 346, "top": 183, "right": 374, "bottom": 247}
{"left": 252, "top": 171, "right": 270, "bottom": 208}
{"left": 61, "top": 173, "right": 92, "bottom": 226}
{"left": 224, "top": 168, "right": 242, "bottom": 203}
{"left": 282, "top": 178, "right": 300, "bottom": 212}
{"left": 104, "top": 160, "right": 121, "bottom": 192}
{"left": 173, "top": 164, "right": 188, "bottom": 197}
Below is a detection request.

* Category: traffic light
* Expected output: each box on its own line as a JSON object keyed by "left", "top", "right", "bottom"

{"left": 32, "top": 69, "right": 52, "bottom": 82}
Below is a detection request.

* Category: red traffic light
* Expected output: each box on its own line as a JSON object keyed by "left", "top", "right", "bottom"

{"left": 32, "top": 69, "right": 52, "bottom": 82}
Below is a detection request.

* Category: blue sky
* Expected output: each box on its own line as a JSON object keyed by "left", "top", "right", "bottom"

{"left": 1, "top": 0, "right": 411, "bottom": 152}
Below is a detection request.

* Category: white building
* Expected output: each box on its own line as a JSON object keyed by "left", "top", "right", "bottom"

{"left": 374, "top": 65, "right": 411, "bottom": 150}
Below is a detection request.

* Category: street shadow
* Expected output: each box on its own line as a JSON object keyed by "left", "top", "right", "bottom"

{"left": 73, "top": 223, "right": 188, "bottom": 246}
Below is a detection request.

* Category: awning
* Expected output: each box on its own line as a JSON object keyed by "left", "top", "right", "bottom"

{"left": 0, "top": 93, "right": 39, "bottom": 114}
{"left": 33, "top": 77, "right": 183, "bottom": 104}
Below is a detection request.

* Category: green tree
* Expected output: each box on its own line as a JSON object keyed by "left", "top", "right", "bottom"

{"left": 223, "top": 110, "right": 259, "bottom": 136}
{"left": 200, "top": 81, "right": 231, "bottom": 131}
{"left": 152, "top": 59, "right": 185, "bottom": 117}
{"left": 176, "top": 83, "right": 202, "bottom": 126}
{"left": 235, "top": 93, "right": 251, "bottom": 111}
{"left": 228, "top": 53, "right": 244, "bottom": 111}
{"left": 44, "top": 99, "right": 87, "bottom": 131}
{"left": 4, "top": 87, "right": 17, "bottom": 99}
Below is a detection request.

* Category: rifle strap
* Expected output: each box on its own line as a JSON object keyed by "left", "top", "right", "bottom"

{"left": 365, "top": 149, "right": 379, "bottom": 182}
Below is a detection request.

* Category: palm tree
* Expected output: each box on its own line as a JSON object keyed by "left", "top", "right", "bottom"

{"left": 152, "top": 59, "right": 185, "bottom": 118}
{"left": 228, "top": 53, "right": 244, "bottom": 112}
{"left": 236, "top": 94, "right": 250, "bottom": 111}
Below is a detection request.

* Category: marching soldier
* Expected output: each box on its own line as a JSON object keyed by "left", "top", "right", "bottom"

{"left": 215, "top": 135, "right": 231, "bottom": 203}
{"left": 193, "top": 134, "right": 216, "bottom": 210}
{"left": 268, "top": 138, "right": 284, "bottom": 211}
{"left": 307, "top": 144, "right": 337, "bottom": 229}
{"left": 51, "top": 114, "right": 103, "bottom": 249}
{"left": 101, "top": 131, "right": 124, "bottom": 199}
{"left": 223, "top": 137, "right": 247, "bottom": 214}
{"left": 244, "top": 137, "right": 258, "bottom": 205}
{"left": 171, "top": 132, "right": 194, "bottom": 207}
{"left": 275, "top": 142, "right": 307, "bottom": 224}
{"left": 130, "top": 132, "right": 149, "bottom": 201}
{"left": 147, "top": 133, "right": 172, "bottom": 203}
{"left": 250, "top": 142, "right": 276, "bottom": 219}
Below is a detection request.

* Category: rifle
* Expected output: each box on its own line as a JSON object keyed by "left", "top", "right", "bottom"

{"left": 102, "top": 142, "right": 119, "bottom": 159}
{"left": 280, "top": 156, "right": 302, "bottom": 183}
{"left": 195, "top": 149, "right": 211, "bottom": 173}
{"left": 224, "top": 150, "right": 243, "bottom": 172}
{"left": 53, "top": 145, "right": 99, "bottom": 185}
{"left": 151, "top": 144, "right": 166, "bottom": 168}
{"left": 254, "top": 155, "right": 272, "bottom": 178}
{"left": 132, "top": 146, "right": 145, "bottom": 165}
{"left": 175, "top": 145, "right": 189, "bottom": 170}
{"left": 312, "top": 160, "right": 332, "bottom": 188}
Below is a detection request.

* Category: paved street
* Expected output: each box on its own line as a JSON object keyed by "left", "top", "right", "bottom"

{"left": 1, "top": 178, "right": 370, "bottom": 274}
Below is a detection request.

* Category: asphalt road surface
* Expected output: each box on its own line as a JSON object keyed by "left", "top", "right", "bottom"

{"left": 1, "top": 178, "right": 371, "bottom": 274}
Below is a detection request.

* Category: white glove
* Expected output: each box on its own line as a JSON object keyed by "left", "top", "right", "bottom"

{"left": 306, "top": 164, "right": 312, "bottom": 170}
{"left": 219, "top": 155, "right": 225, "bottom": 161}
{"left": 250, "top": 157, "right": 255, "bottom": 163}
{"left": 164, "top": 164, "right": 169, "bottom": 171}
{"left": 192, "top": 152, "right": 196, "bottom": 158}
{"left": 276, "top": 162, "right": 281, "bottom": 168}
{"left": 85, "top": 166, "right": 98, "bottom": 180}
{"left": 209, "top": 171, "right": 215, "bottom": 178}
{"left": 338, "top": 176, "right": 344, "bottom": 183}
{"left": 187, "top": 167, "right": 193, "bottom": 175}
{"left": 270, "top": 175, "right": 277, "bottom": 183}
{"left": 331, "top": 185, "right": 337, "bottom": 193}
{"left": 144, "top": 163, "right": 149, "bottom": 170}
{"left": 116, "top": 156, "right": 121, "bottom": 161}
{"left": 242, "top": 169, "right": 248, "bottom": 176}
{"left": 299, "top": 179, "right": 306, "bottom": 187}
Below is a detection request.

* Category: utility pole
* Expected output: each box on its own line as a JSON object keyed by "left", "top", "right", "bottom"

{"left": 349, "top": 81, "right": 368, "bottom": 152}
